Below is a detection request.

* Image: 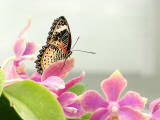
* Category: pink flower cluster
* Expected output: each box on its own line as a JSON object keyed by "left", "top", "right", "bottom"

{"left": 2, "top": 19, "right": 160, "bottom": 120}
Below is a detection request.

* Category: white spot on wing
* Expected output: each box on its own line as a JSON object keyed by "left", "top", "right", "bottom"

{"left": 55, "top": 25, "right": 68, "bottom": 32}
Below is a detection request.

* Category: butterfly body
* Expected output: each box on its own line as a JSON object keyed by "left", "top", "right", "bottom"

{"left": 35, "top": 16, "right": 72, "bottom": 74}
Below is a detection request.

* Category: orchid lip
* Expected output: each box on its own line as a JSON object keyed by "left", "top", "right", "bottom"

{"left": 64, "top": 107, "right": 78, "bottom": 114}
{"left": 53, "top": 84, "right": 65, "bottom": 90}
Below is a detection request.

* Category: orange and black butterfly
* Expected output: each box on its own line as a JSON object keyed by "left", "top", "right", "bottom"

{"left": 35, "top": 16, "right": 72, "bottom": 74}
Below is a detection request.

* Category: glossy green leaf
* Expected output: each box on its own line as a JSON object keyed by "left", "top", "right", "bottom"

{"left": 67, "top": 82, "right": 87, "bottom": 95}
{"left": 3, "top": 80, "right": 66, "bottom": 120}
{"left": 0, "top": 68, "right": 5, "bottom": 96}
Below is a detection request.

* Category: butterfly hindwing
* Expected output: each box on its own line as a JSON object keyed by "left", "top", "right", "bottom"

{"left": 35, "top": 44, "right": 65, "bottom": 74}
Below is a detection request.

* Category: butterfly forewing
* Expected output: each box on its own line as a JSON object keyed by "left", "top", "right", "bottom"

{"left": 47, "top": 16, "right": 71, "bottom": 48}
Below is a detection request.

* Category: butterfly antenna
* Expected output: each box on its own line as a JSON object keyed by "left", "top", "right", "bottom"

{"left": 71, "top": 37, "right": 80, "bottom": 50}
{"left": 72, "top": 50, "right": 96, "bottom": 54}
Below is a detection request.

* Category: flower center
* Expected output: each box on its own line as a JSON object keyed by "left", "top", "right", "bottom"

{"left": 112, "top": 106, "right": 118, "bottom": 113}
{"left": 17, "top": 66, "right": 25, "bottom": 73}
{"left": 108, "top": 102, "right": 119, "bottom": 112}
{"left": 107, "top": 102, "right": 119, "bottom": 120}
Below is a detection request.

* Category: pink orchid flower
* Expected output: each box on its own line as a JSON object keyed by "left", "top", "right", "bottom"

{"left": 31, "top": 58, "right": 86, "bottom": 118}
{"left": 1, "top": 18, "right": 85, "bottom": 118}
{"left": 79, "top": 71, "right": 148, "bottom": 120}
{"left": 4, "top": 18, "right": 37, "bottom": 81}
{"left": 149, "top": 98, "right": 160, "bottom": 120}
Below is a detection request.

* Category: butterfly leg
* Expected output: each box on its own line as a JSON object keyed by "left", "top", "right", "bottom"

{"left": 60, "top": 51, "right": 72, "bottom": 70}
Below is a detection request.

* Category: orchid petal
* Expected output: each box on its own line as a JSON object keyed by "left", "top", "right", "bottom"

{"left": 16, "top": 55, "right": 35, "bottom": 62}
{"left": 13, "top": 18, "right": 31, "bottom": 57}
{"left": 64, "top": 107, "right": 78, "bottom": 114}
{"left": 149, "top": 98, "right": 160, "bottom": 119}
{"left": 64, "top": 100, "right": 85, "bottom": 118}
{"left": 13, "top": 38, "right": 26, "bottom": 57}
{"left": 65, "top": 72, "right": 85, "bottom": 90}
{"left": 20, "top": 75, "right": 30, "bottom": 80}
{"left": 4, "top": 65, "right": 20, "bottom": 80}
{"left": 101, "top": 70, "right": 127, "bottom": 101}
{"left": 41, "top": 76, "right": 65, "bottom": 92}
{"left": 15, "top": 63, "right": 29, "bottom": 79}
{"left": 119, "top": 106, "right": 147, "bottom": 120}
{"left": 58, "top": 92, "right": 77, "bottom": 107}
{"left": 79, "top": 90, "right": 108, "bottom": 112}
{"left": 23, "top": 42, "right": 37, "bottom": 55}
{"left": 57, "top": 72, "right": 85, "bottom": 95}
{"left": 41, "top": 58, "right": 74, "bottom": 81}
{"left": 58, "top": 92, "right": 85, "bottom": 118}
{"left": 149, "top": 117, "right": 158, "bottom": 120}
{"left": 89, "top": 108, "right": 109, "bottom": 120}
{"left": 31, "top": 72, "right": 41, "bottom": 82}
{"left": 17, "top": 18, "right": 31, "bottom": 38}
{"left": 119, "top": 91, "right": 147, "bottom": 110}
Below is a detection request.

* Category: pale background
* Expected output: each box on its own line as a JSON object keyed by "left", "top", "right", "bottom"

{"left": 0, "top": 0, "right": 160, "bottom": 106}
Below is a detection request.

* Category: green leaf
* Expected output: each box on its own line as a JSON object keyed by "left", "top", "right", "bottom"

{"left": 0, "top": 94, "right": 22, "bottom": 120}
{"left": 66, "top": 113, "right": 91, "bottom": 120}
{"left": 0, "top": 68, "right": 5, "bottom": 96}
{"left": 66, "top": 118, "right": 83, "bottom": 120}
{"left": 67, "top": 82, "right": 87, "bottom": 95}
{"left": 80, "top": 113, "right": 91, "bottom": 119}
{"left": 3, "top": 80, "right": 66, "bottom": 120}
{"left": 67, "top": 118, "right": 80, "bottom": 120}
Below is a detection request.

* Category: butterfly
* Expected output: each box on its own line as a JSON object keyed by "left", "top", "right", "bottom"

{"left": 35, "top": 16, "right": 72, "bottom": 74}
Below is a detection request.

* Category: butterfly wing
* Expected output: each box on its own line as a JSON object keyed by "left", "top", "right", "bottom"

{"left": 47, "top": 16, "right": 72, "bottom": 52}
{"left": 35, "top": 16, "right": 72, "bottom": 74}
{"left": 35, "top": 43, "right": 68, "bottom": 74}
